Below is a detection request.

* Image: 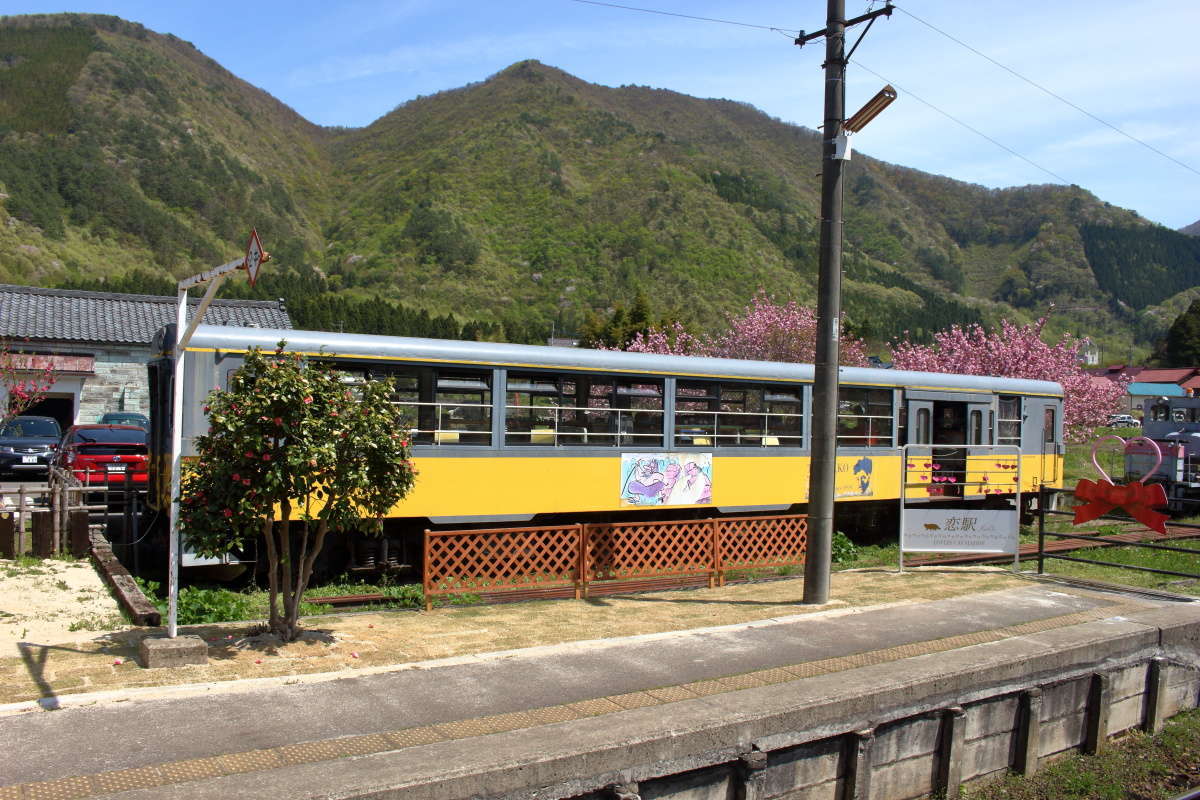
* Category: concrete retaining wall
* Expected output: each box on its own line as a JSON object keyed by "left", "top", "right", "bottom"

{"left": 564, "top": 607, "right": 1199, "bottom": 800}
{"left": 128, "top": 603, "right": 1200, "bottom": 800}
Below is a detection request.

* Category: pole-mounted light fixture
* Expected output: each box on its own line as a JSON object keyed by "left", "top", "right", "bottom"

{"left": 844, "top": 85, "right": 897, "bottom": 133}
{"left": 834, "top": 85, "right": 898, "bottom": 161}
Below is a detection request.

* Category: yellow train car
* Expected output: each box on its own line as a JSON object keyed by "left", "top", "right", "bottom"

{"left": 148, "top": 325, "right": 1064, "bottom": 576}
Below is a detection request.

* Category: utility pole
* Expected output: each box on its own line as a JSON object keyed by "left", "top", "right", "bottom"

{"left": 797, "top": 1, "right": 893, "bottom": 605}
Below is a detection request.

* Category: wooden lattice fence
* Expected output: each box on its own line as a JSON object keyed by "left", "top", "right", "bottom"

{"left": 424, "top": 514, "right": 807, "bottom": 610}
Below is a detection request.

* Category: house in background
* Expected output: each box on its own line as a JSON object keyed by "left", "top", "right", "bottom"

{"left": 1090, "top": 365, "right": 1200, "bottom": 413}
{"left": 1126, "top": 381, "right": 1187, "bottom": 413}
{"left": 0, "top": 284, "right": 291, "bottom": 430}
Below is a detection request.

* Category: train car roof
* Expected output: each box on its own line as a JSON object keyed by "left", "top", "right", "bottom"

{"left": 175, "top": 324, "right": 1064, "bottom": 398}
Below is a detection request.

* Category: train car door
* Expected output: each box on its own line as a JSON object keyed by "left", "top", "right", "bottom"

{"left": 905, "top": 399, "right": 933, "bottom": 499}
{"left": 1034, "top": 400, "right": 1062, "bottom": 485}
{"left": 907, "top": 392, "right": 984, "bottom": 499}
{"left": 906, "top": 400, "right": 933, "bottom": 445}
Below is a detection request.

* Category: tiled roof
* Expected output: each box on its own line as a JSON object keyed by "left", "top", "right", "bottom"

{"left": 1133, "top": 368, "right": 1199, "bottom": 385}
{"left": 0, "top": 284, "right": 292, "bottom": 347}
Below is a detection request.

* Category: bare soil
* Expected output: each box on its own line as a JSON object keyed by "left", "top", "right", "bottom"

{"left": 0, "top": 557, "right": 125, "bottom": 650}
{"left": 0, "top": 564, "right": 1026, "bottom": 707}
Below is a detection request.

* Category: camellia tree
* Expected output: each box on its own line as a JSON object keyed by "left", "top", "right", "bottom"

{"left": 890, "top": 316, "right": 1127, "bottom": 441}
{"left": 179, "top": 344, "right": 416, "bottom": 642}
{"left": 623, "top": 291, "right": 870, "bottom": 366}
{"left": 1, "top": 340, "right": 56, "bottom": 424}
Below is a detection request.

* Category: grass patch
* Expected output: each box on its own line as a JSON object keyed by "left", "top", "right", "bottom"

{"left": 962, "top": 707, "right": 1200, "bottom": 799}
{"left": 836, "top": 542, "right": 901, "bottom": 570}
{"left": 1024, "top": 543, "right": 1200, "bottom": 596}
{"left": 1064, "top": 426, "right": 1143, "bottom": 485}
{"left": 134, "top": 574, "right": 479, "bottom": 625}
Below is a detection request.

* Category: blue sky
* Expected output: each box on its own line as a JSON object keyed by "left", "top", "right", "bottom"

{"left": 7, "top": 1, "right": 1199, "bottom": 228}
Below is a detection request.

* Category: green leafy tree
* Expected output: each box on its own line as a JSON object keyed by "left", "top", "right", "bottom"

{"left": 1159, "top": 299, "right": 1200, "bottom": 366}
{"left": 179, "top": 344, "right": 416, "bottom": 641}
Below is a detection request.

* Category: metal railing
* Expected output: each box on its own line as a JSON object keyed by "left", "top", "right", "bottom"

{"left": 1036, "top": 486, "right": 1200, "bottom": 583}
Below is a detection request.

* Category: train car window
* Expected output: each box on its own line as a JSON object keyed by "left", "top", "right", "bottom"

{"left": 617, "top": 380, "right": 664, "bottom": 448}
{"left": 997, "top": 395, "right": 1021, "bottom": 446}
{"left": 676, "top": 382, "right": 803, "bottom": 447}
{"left": 675, "top": 382, "right": 717, "bottom": 446}
{"left": 915, "top": 408, "right": 931, "bottom": 444}
{"left": 505, "top": 374, "right": 563, "bottom": 446}
{"left": 582, "top": 380, "right": 616, "bottom": 447}
{"left": 764, "top": 388, "right": 803, "bottom": 446}
{"left": 969, "top": 410, "right": 984, "bottom": 445}
{"left": 837, "top": 388, "right": 893, "bottom": 447}
{"left": 1044, "top": 407, "right": 1056, "bottom": 443}
{"left": 502, "top": 375, "right": 662, "bottom": 447}
{"left": 433, "top": 370, "right": 492, "bottom": 445}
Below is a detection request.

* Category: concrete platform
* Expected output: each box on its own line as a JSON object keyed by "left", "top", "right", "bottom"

{"left": 0, "top": 583, "right": 1197, "bottom": 800}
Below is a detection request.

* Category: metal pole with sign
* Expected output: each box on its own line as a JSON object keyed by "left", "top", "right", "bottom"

{"left": 898, "top": 443, "right": 1022, "bottom": 573}
{"left": 167, "top": 230, "right": 268, "bottom": 637}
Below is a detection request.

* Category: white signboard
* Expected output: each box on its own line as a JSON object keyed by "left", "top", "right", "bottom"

{"left": 902, "top": 509, "right": 1018, "bottom": 554}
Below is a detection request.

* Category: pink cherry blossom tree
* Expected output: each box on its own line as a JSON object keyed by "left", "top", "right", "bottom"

{"left": 622, "top": 292, "right": 869, "bottom": 366}
{"left": 890, "top": 317, "right": 1126, "bottom": 441}
{"left": 1, "top": 340, "right": 56, "bottom": 424}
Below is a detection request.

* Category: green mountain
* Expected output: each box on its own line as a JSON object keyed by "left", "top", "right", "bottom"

{"left": 2, "top": 14, "right": 1198, "bottom": 358}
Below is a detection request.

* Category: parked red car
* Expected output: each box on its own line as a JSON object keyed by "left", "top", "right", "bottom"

{"left": 56, "top": 425, "right": 149, "bottom": 485}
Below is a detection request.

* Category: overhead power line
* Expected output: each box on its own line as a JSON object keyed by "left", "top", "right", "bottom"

{"left": 851, "top": 59, "right": 1071, "bottom": 185}
{"left": 566, "top": 0, "right": 799, "bottom": 37}
{"left": 895, "top": 5, "right": 1200, "bottom": 180}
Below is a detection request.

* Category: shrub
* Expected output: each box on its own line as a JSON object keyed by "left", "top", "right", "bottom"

{"left": 831, "top": 530, "right": 859, "bottom": 564}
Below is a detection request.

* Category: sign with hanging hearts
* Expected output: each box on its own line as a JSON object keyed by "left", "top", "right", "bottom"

{"left": 1072, "top": 435, "right": 1168, "bottom": 533}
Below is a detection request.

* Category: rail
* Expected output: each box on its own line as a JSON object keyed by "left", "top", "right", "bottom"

{"left": 423, "top": 514, "right": 808, "bottom": 610}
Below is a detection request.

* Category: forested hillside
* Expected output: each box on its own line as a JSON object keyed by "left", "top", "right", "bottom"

{"left": 2, "top": 14, "right": 1198, "bottom": 356}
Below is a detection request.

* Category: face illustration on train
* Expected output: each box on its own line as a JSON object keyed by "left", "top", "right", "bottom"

{"left": 853, "top": 456, "right": 873, "bottom": 495}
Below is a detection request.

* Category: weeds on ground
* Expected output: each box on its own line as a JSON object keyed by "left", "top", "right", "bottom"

{"left": 961, "top": 707, "right": 1200, "bottom": 799}
{"left": 67, "top": 613, "right": 125, "bottom": 632}
{"left": 834, "top": 542, "right": 900, "bottom": 570}
{"left": 831, "top": 530, "right": 859, "bottom": 563}
{"left": 132, "top": 574, "right": 471, "bottom": 625}
{"left": 136, "top": 579, "right": 255, "bottom": 625}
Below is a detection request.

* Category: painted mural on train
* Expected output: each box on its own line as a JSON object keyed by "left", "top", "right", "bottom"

{"left": 835, "top": 455, "right": 875, "bottom": 498}
{"left": 620, "top": 453, "right": 713, "bottom": 506}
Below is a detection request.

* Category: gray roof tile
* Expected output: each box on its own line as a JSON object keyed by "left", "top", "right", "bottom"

{"left": 0, "top": 284, "right": 292, "bottom": 346}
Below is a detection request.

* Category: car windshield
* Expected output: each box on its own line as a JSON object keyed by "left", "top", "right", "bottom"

{"left": 102, "top": 414, "right": 147, "bottom": 424}
{"left": 72, "top": 428, "right": 147, "bottom": 444}
{"left": 1, "top": 418, "right": 60, "bottom": 437}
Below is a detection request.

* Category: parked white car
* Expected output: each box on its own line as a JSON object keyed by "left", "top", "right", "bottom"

{"left": 1106, "top": 414, "right": 1140, "bottom": 428}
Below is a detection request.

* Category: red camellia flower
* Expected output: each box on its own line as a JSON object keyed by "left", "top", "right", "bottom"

{"left": 244, "top": 452, "right": 254, "bottom": 459}
{"left": 303, "top": 396, "right": 313, "bottom": 404}
{"left": 274, "top": 417, "right": 283, "bottom": 426}
{"left": 242, "top": 478, "right": 251, "bottom": 486}
{"left": 232, "top": 473, "right": 240, "bottom": 481}
{"left": 223, "top": 508, "right": 233, "bottom": 518}
{"left": 262, "top": 453, "right": 271, "bottom": 461}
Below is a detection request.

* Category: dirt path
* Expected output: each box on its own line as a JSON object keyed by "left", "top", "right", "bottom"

{"left": 0, "top": 557, "right": 126, "bottom": 650}
{"left": 0, "top": 566, "right": 1028, "bottom": 707}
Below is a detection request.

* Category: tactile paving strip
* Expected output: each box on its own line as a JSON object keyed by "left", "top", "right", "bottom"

{"left": 0, "top": 600, "right": 1142, "bottom": 799}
